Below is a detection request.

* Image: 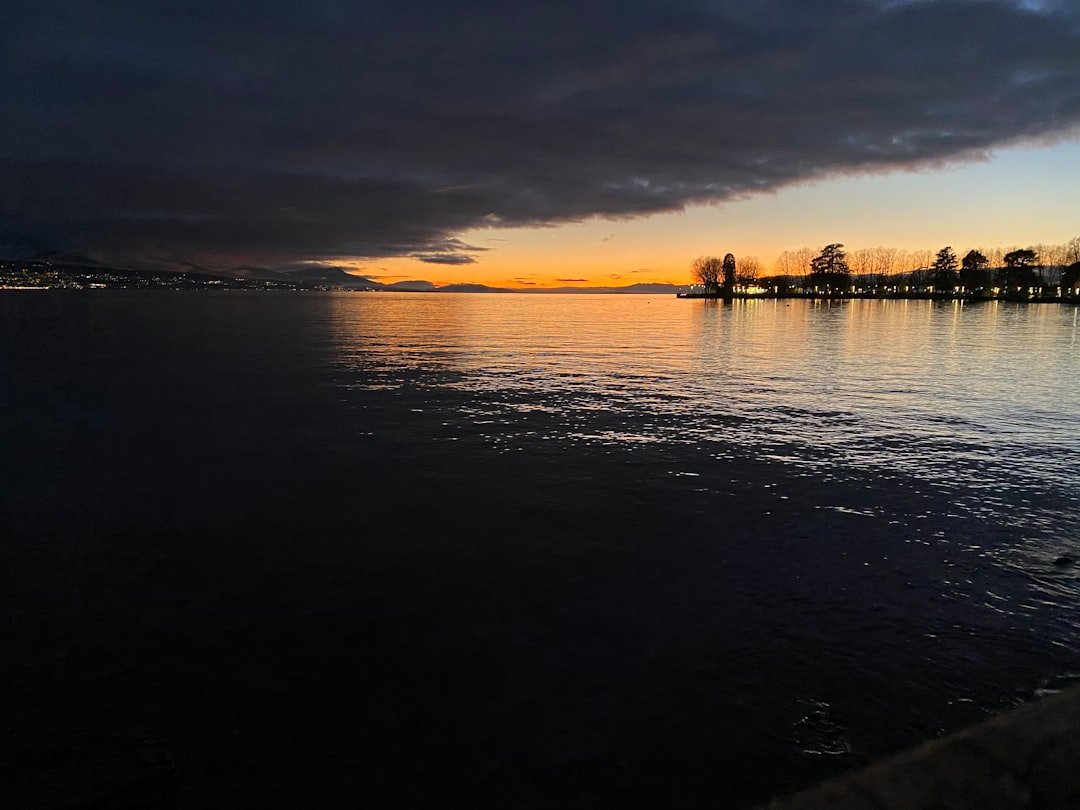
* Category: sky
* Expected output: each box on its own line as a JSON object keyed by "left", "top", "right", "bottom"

{"left": 2, "top": 0, "right": 1079, "bottom": 288}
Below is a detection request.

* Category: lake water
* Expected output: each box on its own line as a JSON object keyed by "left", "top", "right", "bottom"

{"left": 2, "top": 292, "right": 1079, "bottom": 808}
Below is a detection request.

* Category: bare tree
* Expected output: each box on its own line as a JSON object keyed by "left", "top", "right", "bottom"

{"left": 1064, "top": 236, "right": 1080, "bottom": 265}
{"left": 773, "top": 247, "right": 818, "bottom": 288}
{"left": 890, "top": 249, "right": 909, "bottom": 283}
{"left": 870, "top": 247, "right": 897, "bottom": 287}
{"left": 1035, "top": 243, "right": 1066, "bottom": 284}
{"left": 849, "top": 249, "right": 873, "bottom": 285}
{"left": 772, "top": 250, "right": 806, "bottom": 292}
{"left": 1037, "top": 243, "right": 1064, "bottom": 267}
{"left": 978, "top": 246, "right": 1004, "bottom": 284}
{"left": 691, "top": 255, "right": 723, "bottom": 295}
{"left": 907, "top": 249, "right": 933, "bottom": 288}
{"left": 736, "top": 255, "right": 761, "bottom": 288}
{"left": 910, "top": 249, "right": 933, "bottom": 267}
{"left": 853, "top": 247, "right": 895, "bottom": 289}
{"left": 773, "top": 250, "right": 795, "bottom": 280}
{"left": 793, "top": 247, "right": 816, "bottom": 277}
{"left": 778, "top": 247, "right": 816, "bottom": 283}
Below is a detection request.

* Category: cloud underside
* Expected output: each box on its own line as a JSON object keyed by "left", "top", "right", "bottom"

{"left": 2, "top": 0, "right": 1079, "bottom": 268}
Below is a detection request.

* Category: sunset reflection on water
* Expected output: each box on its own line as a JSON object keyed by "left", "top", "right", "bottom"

{"left": 4, "top": 289, "right": 1079, "bottom": 809}
{"left": 326, "top": 293, "right": 1080, "bottom": 493}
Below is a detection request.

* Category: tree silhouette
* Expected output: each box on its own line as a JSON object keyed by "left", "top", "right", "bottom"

{"left": 736, "top": 255, "right": 761, "bottom": 288}
{"left": 930, "top": 246, "right": 958, "bottom": 290}
{"left": 1003, "top": 248, "right": 1040, "bottom": 289}
{"left": 1065, "top": 237, "right": 1080, "bottom": 266}
{"left": 811, "top": 243, "right": 849, "bottom": 274}
{"left": 807, "top": 243, "right": 852, "bottom": 291}
{"left": 722, "top": 253, "right": 737, "bottom": 292}
{"left": 960, "top": 249, "right": 990, "bottom": 290}
{"left": 1062, "top": 261, "right": 1080, "bottom": 292}
{"left": 691, "top": 255, "right": 723, "bottom": 295}
{"left": 775, "top": 247, "right": 816, "bottom": 280}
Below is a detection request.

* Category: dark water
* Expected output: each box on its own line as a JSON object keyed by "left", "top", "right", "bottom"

{"left": 2, "top": 291, "right": 1078, "bottom": 808}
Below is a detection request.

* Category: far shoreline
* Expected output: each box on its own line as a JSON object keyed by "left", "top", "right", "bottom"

{"left": 676, "top": 290, "right": 1080, "bottom": 304}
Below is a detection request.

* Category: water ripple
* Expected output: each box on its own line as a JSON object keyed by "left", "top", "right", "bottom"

{"left": 327, "top": 294, "right": 1080, "bottom": 603}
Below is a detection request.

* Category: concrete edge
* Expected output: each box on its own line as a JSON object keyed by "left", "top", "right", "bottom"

{"left": 757, "top": 686, "right": 1080, "bottom": 810}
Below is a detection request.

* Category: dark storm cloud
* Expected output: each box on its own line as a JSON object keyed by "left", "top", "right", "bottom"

{"left": 2, "top": 0, "right": 1079, "bottom": 267}
{"left": 413, "top": 254, "right": 477, "bottom": 265}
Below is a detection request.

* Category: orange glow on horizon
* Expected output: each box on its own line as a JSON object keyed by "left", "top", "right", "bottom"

{"left": 340, "top": 254, "right": 690, "bottom": 290}
{"left": 333, "top": 139, "right": 1080, "bottom": 289}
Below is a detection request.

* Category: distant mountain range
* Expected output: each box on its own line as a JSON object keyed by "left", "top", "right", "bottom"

{"left": 518, "top": 283, "right": 680, "bottom": 294}
{"left": 10, "top": 253, "right": 680, "bottom": 294}
{"left": 232, "top": 266, "right": 679, "bottom": 294}
{"left": 424, "top": 282, "right": 681, "bottom": 294}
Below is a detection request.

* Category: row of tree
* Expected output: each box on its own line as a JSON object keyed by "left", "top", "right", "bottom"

{"left": 692, "top": 236, "right": 1080, "bottom": 295}
{"left": 772, "top": 237, "right": 1080, "bottom": 289}
{"left": 798, "top": 243, "right": 1080, "bottom": 293}
{"left": 924, "top": 246, "right": 1075, "bottom": 292}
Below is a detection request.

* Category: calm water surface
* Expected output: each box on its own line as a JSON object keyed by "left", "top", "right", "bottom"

{"left": 2, "top": 292, "right": 1078, "bottom": 808}
{"left": 331, "top": 293, "right": 1080, "bottom": 578}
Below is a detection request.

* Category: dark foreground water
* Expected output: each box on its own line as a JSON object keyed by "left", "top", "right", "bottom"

{"left": 2, "top": 292, "right": 1078, "bottom": 808}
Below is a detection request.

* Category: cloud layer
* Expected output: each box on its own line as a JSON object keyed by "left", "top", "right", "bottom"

{"left": 2, "top": 0, "right": 1078, "bottom": 268}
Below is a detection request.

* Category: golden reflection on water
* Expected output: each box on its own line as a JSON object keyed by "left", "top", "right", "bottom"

{"left": 321, "top": 292, "right": 1080, "bottom": 574}
{"left": 325, "top": 291, "right": 1078, "bottom": 439}
{"left": 324, "top": 295, "right": 1079, "bottom": 425}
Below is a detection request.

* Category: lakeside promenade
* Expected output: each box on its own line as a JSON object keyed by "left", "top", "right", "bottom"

{"left": 677, "top": 290, "right": 1080, "bottom": 304}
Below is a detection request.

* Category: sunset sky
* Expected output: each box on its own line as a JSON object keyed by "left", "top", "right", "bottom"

{"left": 369, "top": 138, "right": 1080, "bottom": 287}
{"left": 3, "top": 0, "right": 1079, "bottom": 288}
